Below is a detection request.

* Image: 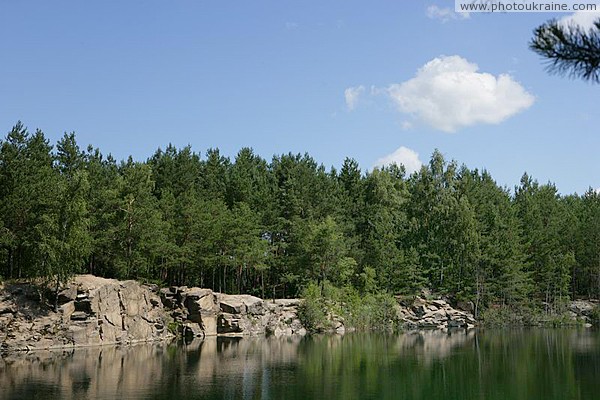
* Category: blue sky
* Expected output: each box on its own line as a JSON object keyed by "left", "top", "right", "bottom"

{"left": 1, "top": 0, "right": 598, "bottom": 194}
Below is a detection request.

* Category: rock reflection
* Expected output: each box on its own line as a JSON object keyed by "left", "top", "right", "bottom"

{"left": 0, "top": 343, "right": 175, "bottom": 399}
{"left": 393, "top": 330, "right": 476, "bottom": 363}
{"left": 181, "top": 336, "right": 302, "bottom": 383}
{"left": 1, "top": 330, "right": 600, "bottom": 400}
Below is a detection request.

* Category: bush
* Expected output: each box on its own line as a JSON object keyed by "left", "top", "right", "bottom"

{"left": 480, "top": 304, "right": 584, "bottom": 327}
{"left": 480, "top": 306, "right": 527, "bottom": 327}
{"left": 299, "top": 280, "right": 399, "bottom": 332}
{"left": 167, "top": 321, "right": 181, "bottom": 335}
{"left": 348, "top": 292, "right": 399, "bottom": 331}
{"left": 298, "top": 282, "right": 329, "bottom": 332}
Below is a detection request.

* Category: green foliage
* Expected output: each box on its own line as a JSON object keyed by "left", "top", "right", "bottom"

{"left": 480, "top": 306, "right": 532, "bottom": 327}
{"left": 298, "top": 282, "right": 329, "bottom": 332}
{"left": 480, "top": 304, "right": 585, "bottom": 328}
{"left": 1, "top": 123, "right": 600, "bottom": 323}
{"left": 299, "top": 280, "right": 399, "bottom": 332}
{"left": 341, "top": 290, "right": 399, "bottom": 331}
{"left": 359, "top": 266, "right": 378, "bottom": 294}
{"left": 167, "top": 321, "right": 181, "bottom": 336}
{"left": 590, "top": 306, "right": 600, "bottom": 327}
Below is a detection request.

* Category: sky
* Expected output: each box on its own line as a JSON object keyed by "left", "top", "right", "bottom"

{"left": 0, "top": 0, "right": 599, "bottom": 195}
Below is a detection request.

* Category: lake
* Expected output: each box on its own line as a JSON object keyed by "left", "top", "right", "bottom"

{"left": 1, "top": 329, "right": 599, "bottom": 399}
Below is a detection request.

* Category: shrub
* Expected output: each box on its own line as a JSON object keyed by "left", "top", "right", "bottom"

{"left": 298, "top": 282, "right": 329, "bottom": 332}
{"left": 167, "top": 321, "right": 181, "bottom": 335}
{"left": 298, "top": 280, "right": 400, "bottom": 333}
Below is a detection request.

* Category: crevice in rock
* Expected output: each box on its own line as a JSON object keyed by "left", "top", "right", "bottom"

{"left": 103, "top": 315, "right": 117, "bottom": 327}
{"left": 118, "top": 291, "right": 126, "bottom": 331}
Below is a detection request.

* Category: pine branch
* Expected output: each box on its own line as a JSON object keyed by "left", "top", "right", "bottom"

{"left": 530, "top": 20, "right": 600, "bottom": 83}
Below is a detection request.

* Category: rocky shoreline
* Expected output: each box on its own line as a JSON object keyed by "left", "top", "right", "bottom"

{"left": 159, "top": 285, "right": 307, "bottom": 338}
{"left": 0, "top": 275, "right": 477, "bottom": 353}
{"left": 0, "top": 275, "right": 310, "bottom": 353}
{"left": 396, "top": 296, "right": 477, "bottom": 330}
{"left": 1, "top": 276, "right": 173, "bottom": 352}
{"left": 2, "top": 274, "right": 593, "bottom": 354}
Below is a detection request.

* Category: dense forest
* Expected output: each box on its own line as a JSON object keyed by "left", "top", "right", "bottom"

{"left": 0, "top": 122, "right": 599, "bottom": 318}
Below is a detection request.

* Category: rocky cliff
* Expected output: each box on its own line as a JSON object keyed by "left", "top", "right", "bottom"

{"left": 0, "top": 275, "right": 173, "bottom": 352}
{"left": 0, "top": 276, "right": 307, "bottom": 353}
{"left": 397, "top": 296, "right": 477, "bottom": 330}
{"left": 1, "top": 275, "right": 484, "bottom": 353}
{"left": 158, "top": 285, "right": 306, "bottom": 338}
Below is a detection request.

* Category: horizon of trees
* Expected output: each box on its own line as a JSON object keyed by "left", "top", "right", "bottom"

{"left": 1, "top": 122, "right": 599, "bottom": 316}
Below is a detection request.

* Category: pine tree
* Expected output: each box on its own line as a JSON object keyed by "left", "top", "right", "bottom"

{"left": 0, "top": 124, "right": 57, "bottom": 280}
{"left": 84, "top": 147, "right": 121, "bottom": 277}
{"left": 48, "top": 134, "right": 91, "bottom": 309}
{"left": 114, "top": 159, "right": 166, "bottom": 280}
{"left": 515, "top": 175, "right": 572, "bottom": 309}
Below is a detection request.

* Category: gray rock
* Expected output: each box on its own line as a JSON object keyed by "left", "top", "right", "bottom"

{"left": 218, "top": 313, "right": 243, "bottom": 333}
{"left": 399, "top": 296, "right": 477, "bottom": 331}
{"left": 448, "top": 318, "right": 466, "bottom": 328}
{"left": 431, "top": 299, "right": 447, "bottom": 308}
{"left": 0, "top": 306, "right": 15, "bottom": 315}
{"left": 569, "top": 300, "right": 596, "bottom": 317}
{"left": 183, "top": 288, "right": 218, "bottom": 318}
{"left": 70, "top": 311, "right": 90, "bottom": 321}
{"left": 219, "top": 295, "right": 247, "bottom": 314}
{"left": 456, "top": 300, "right": 475, "bottom": 313}
{"left": 0, "top": 275, "right": 175, "bottom": 353}
{"left": 181, "top": 322, "right": 204, "bottom": 339}
{"left": 56, "top": 287, "right": 77, "bottom": 304}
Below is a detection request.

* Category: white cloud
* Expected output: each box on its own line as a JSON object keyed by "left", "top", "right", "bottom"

{"left": 285, "top": 22, "right": 299, "bottom": 30}
{"left": 387, "top": 55, "right": 535, "bottom": 132}
{"left": 559, "top": 11, "right": 600, "bottom": 31}
{"left": 401, "top": 121, "right": 413, "bottom": 130}
{"left": 426, "top": 5, "right": 470, "bottom": 22}
{"left": 344, "top": 85, "right": 365, "bottom": 111}
{"left": 374, "top": 146, "right": 423, "bottom": 174}
{"left": 595, "top": 187, "right": 600, "bottom": 194}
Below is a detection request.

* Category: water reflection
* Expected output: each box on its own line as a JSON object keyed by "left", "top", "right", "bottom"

{"left": 1, "top": 330, "right": 599, "bottom": 400}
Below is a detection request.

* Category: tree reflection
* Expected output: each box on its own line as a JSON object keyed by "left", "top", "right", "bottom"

{"left": 1, "top": 330, "right": 599, "bottom": 400}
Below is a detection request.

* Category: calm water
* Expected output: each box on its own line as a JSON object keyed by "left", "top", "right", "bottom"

{"left": 1, "top": 330, "right": 600, "bottom": 399}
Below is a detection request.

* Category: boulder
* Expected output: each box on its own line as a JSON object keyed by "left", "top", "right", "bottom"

{"left": 448, "top": 318, "right": 466, "bottom": 328}
{"left": 569, "top": 300, "right": 596, "bottom": 317}
{"left": 431, "top": 299, "right": 447, "bottom": 308}
{"left": 219, "top": 295, "right": 247, "bottom": 314}
{"left": 456, "top": 300, "right": 475, "bottom": 314}
{"left": 56, "top": 287, "right": 77, "bottom": 304}
{"left": 70, "top": 311, "right": 90, "bottom": 321}
{"left": 398, "top": 295, "right": 477, "bottom": 331}
{"left": 245, "top": 297, "right": 266, "bottom": 315}
{"left": 218, "top": 294, "right": 265, "bottom": 316}
{"left": 181, "top": 322, "right": 204, "bottom": 339}
{"left": 186, "top": 288, "right": 218, "bottom": 311}
{"left": 183, "top": 288, "right": 218, "bottom": 322}
{"left": 218, "top": 313, "right": 243, "bottom": 333}
{"left": 59, "top": 301, "right": 75, "bottom": 320}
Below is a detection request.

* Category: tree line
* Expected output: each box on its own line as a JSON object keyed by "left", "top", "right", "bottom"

{"left": 1, "top": 122, "right": 599, "bottom": 316}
